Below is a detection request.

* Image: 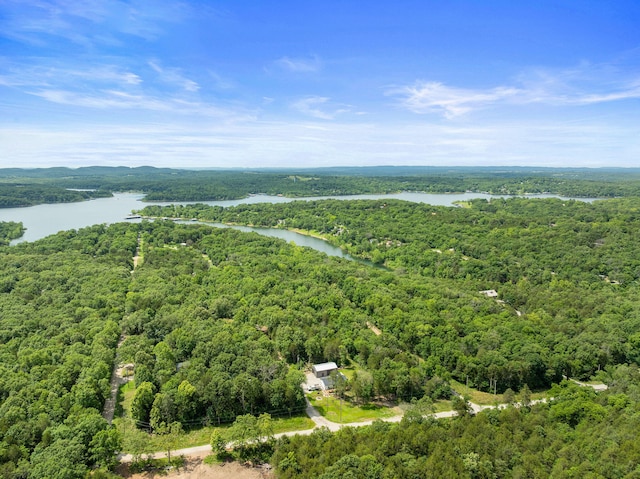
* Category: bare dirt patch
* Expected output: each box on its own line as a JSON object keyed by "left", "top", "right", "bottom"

{"left": 116, "top": 453, "right": 273, "bottom": 479}
{"left": 366, "top": 321, "right": 381, "bottom": 336}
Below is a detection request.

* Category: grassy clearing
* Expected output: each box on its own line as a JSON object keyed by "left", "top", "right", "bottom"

{"left": 289, "top": 228, "right": 329, "bottom": 240}
{"left": 116, "top": 413, "right": 314, "bottom": 454}
{"left": 340, "top": 367, "right": 356, "bottom": 381}
{"left": 451, "top": 380, "right": 549, "bottom": 405}
{"left": 113, "top": 380, "right": 136, "bottom": 419}
{"left": 272, "top": 414, "right": 315, "bottom": 433}
{"left": 308, "top": 393, "right": 401, "bottom": 423}
{"left": 397, "top": 399, "right": 453, "bottom": 414}
{"left": 431, "top": 399, "right": 454, "bottom": 413}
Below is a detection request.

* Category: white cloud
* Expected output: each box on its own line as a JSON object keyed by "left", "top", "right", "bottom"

{"left": 148, "top": 60, "right": 200, "bottom": 92}
{"left": 3, "top": 115, "right": 637, "bottom": 169}
{"left": 0, "top": 0, "right": 191, "bottom": 47}
{"left": 0, "top": 62, "right": 142, "bottom": 89}
{"left": 0, "top": 59, "right": 242, "bottom": 118}
{"left": 291, "top": 96, "right": 350, "bottom": 120}
{"left": 392, "top": 63, "right": 640, "bottom": 118}
{"left": 207, "top": 71, "right": 235, "bottom": 90}
{"left": 392, "top": 82, "right": 520, "bottom": 118}
{"left": 27, "top": 88, "right": 254, "bottom": 120}
{"left": 274, "top": 56, "right": 321, "bottom": 73}
{"left": 570, "top": 82, "right": 640, "bottom": 105}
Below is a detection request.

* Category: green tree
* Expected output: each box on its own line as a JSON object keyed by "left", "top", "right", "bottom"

{"left": 284, "top": 368, "right": 305, "bottom": 416}
{"left": 131, "top": 382, "right": 155, "bottom": 426}
{"left": 89, "top": 428, "right": 121, "bottom": 470}
{"left": 175, "top": 380, "right": 197, "bottom": 421}
{"left": 227, "top": 414, "right": 257, "bottom": 449}
{"left": 29, "top": 438, "right": 88, "bottom": 479}
{"left": 149, "top": 392, "right": 175, "bottom": 432}
{"left": 256, "top": 413, "right": 274, "bottom": 443}
{"left": 210, "top": 429, "right": 227, "bottom": 460}
{"left": 166, "top": 421, "right": 183, "bottom": 465}
{"left": 351, "top": 370, "right": 374, "bottom": 404}
{"left": 452, "top": 395, "right": 472, "bottom": 417}
{"left": 519, "top": 384, "right": 532, "bottom": 409}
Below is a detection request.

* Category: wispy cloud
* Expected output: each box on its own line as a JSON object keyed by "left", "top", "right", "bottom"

{"left": 274, "top": 56, "right": 322, "bottom": 73}
{"left": 28, "top": 88, "right": 254, "bottom": 120}
{"left": 148, "top": 60, "right": 199, "bottom": 92}
{"left": 0, "top": 62, "right": 142, "bottom": 88}
{"left": 0, "top": 58, "right": 251, "bottom": 121}
{"left": 391, "top": 63, "right": 640, "bottom": 118}
{"left": 0, "top": 0, "right": 189, "bottom": 47}
{"left": 291, "top": 96, "right": 349, "bottom": 120}
{"left": 207, "top": 71, "right": 235, "bottom": 90}
{"left": 392, "top": 82, "right": 520, "bottom": 118}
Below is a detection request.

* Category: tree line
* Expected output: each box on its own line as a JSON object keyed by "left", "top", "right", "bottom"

{"left": 2, "top": 191, "right": 640, "bottom": 476}
{"left": 4, "top": 166, "right": 640, "bottom": 207}
{"left": 139, "top": 197, "right": 640, "bottom": 392}
{"left": 0, "top": 223, "right": 138, "bottom": 477}
{"left": 272, "top": 368, "right": 640, "bottom": 478}
{"left": 0, "top": 221, "right": 24, "bottom": 246}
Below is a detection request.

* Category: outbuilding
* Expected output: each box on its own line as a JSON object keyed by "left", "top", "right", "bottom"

{"left": 312, "top": 362, "right": 338, "bottom": 378}
{"left": 479, "top": 289, "right": 498, "bottom": 298}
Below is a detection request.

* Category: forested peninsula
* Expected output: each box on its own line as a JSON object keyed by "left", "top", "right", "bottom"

{"left": 1, "top": 171, "right": 640, "bottom": 478}
{"left": 3, "top": 166, "right": 640, "bottom": 207}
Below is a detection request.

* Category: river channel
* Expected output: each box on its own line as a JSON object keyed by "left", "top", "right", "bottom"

{"left": 0, "top": 192, "right": 596, "bottom": 258}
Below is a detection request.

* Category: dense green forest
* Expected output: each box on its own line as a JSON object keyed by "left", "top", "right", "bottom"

{"left": 0, "top": 224, "right": 138, "bottom": 477}
{"left": 0, "top": 184, "right": 111, "bottom": 208}
{"left": 0, "top": 221, "right": 24, "bottom": 245}
{"left": 140, "top": 198, "right": 640, "bottom": 389}
{"left": 2, "top": 190, "right": 640, "bottom": 476}
{"left": 272, "top": 373, "right": 640, "bottom": 478}
{"left": 3, "top": 166, "right": 640, "bottom": 206}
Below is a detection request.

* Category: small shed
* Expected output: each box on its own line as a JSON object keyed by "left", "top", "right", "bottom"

{"left": 479, "top": 289, "right": 498, "bottom": 298}
{"left": 312, "top": 362, "right": 338, "bottom": 379}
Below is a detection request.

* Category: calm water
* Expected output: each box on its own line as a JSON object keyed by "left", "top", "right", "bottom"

{"left": 1, "top": 192, "right": 597, "bottom": 256}
{"left": 177, "top": 221, "right": 359, "bottom": 260}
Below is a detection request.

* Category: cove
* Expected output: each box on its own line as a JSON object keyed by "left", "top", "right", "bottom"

{"left": 1, "top": 192, "right": 597, "bottom": 254}
{"left": 175, "top": 220, "right": 373, "bottom": 265}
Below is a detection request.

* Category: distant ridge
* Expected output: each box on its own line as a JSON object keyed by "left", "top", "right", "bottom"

{"left": 3, "top": 165, "right": 640, "bottom": 179}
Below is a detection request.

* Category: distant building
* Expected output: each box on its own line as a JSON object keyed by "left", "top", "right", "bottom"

{"left": 479, "top": 289, "right": 498, "bottom": 298}
{"left": 312, "top": 362, "right": 338, "bottom": 378}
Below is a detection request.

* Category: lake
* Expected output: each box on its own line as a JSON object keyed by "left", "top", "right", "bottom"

{"left": 0, "top": 192, "right": 597, "bottom": 257}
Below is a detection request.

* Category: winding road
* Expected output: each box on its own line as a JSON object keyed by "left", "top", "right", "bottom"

{"left": 117, "top": 396, "right": 549, "bottom": 462}
{"left": 117, "top": 379, "right": 609, "bottom": 463}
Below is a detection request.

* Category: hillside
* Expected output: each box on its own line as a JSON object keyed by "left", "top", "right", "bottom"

{"left": 0, "top": 194, "right": 639, "bottom": 477}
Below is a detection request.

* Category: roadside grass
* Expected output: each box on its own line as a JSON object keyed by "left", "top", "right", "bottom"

{"left": 431, "top": 399, "right": 454, "bottom": 413}
{"left": 271, "top": 414, "right": 315, "bottom": 433}
{"left": 580, "top": 378, "right": 608, "bottom": 386}
{"left": 115, "top": 413, "right": 314, "bottom": 454}
{"left": 451, "top": 380, "right": 549, "bottom": 405}
{"left": 397, "top": 399, "right": 453, "bottom": 414}
{"left": 308, "top": 393, "right": 401, "bottom": 423}
{"left": 115, "top": 380, "right": 136, "bottom": 418}
{"left": 128, "top": 455, "right": 185, "bottom": 474}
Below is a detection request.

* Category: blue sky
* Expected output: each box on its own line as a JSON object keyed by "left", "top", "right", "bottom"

{"left": 1, "top": 0, "right": 639, "bottom": 168}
